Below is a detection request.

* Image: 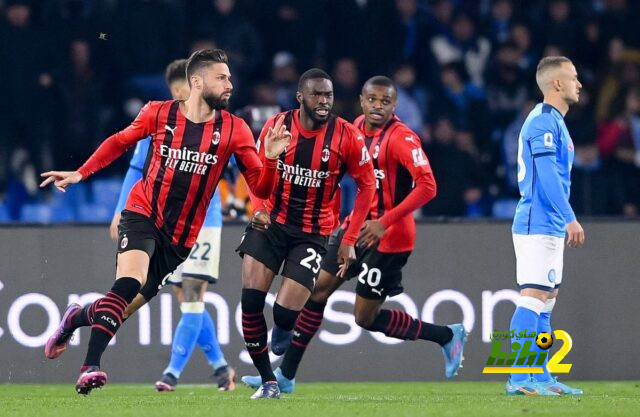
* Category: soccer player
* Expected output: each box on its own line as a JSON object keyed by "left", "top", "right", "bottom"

{"left": 242, "top": 76, "right": 468, "bottom": 393}
{"left": 109, "top": 59, "right": 234, "bottom": 392}
{"left": 507, "top": 56, "right": 584, "bottom": 396}
{"left": 236, "top": 68, "right": 376, "bottom": 399}
{"left": 41, "top": 49, "right": 291, "bottom": 395}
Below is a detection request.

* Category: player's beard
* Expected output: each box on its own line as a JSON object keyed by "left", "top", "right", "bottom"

{"left": 203, "top": 91, "right": 230, "bottom": 110}
{"left": 302, "top": 100, "right": 330, "bottom": 127}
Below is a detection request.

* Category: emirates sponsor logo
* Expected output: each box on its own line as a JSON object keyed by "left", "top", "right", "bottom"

{"left": 160, "top": 144, "right": 218, "bottom": 175}
{"left": 277, "top": 159, "right": 331, "bottom": 188}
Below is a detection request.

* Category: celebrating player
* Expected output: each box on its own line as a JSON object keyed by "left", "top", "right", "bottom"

{"left": 242, "top": 76, "right": 467, "bottom": 393}
{"left": 507, "top": 56, "right": 584, "bottom": 396}
{"left": 41, "top": 49, "right": 290, "bottom": 395}
{"left": 236, "top": 68, "right": 376, "bottom": 399}
{"left": 109, "top": 59, "right": 234, "bottom": 392}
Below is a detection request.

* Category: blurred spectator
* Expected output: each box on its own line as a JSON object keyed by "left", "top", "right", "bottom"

{"left": 53, "top": 39, "right": 105, "bottom": 168}
{"left": 113, "top": 0, "right": 185, "bottom": 100}
{"left": 498, "top": 99, "right": 535, "bottom": 198}
{"left": 425, "top": 0, "right": 455, "bottom": 39}
{"left": 430, "top": 11, "right": 491, "bottom": 86}
{"left": 189, "top": 0, "right": 262, "bottom": 106}
{"left": 481, "top": 0, "right": 514, "bottom": 45}
{"left": 430, "top": 62, "right": 491, "bottom": 150}
{"left": 271, "top": 51, "right": 298, "bottom": 110}
{"left": 332, "top": 57, "right": 361, "bottom": 123}
{"left": 564, "top": 86, "right": 601, "bottom": 215}
{"left": 393, "top": 63, "right": 427, "bottom": 135}
{"left": 597, "top": 88, "right": 640, "bottom": 215}
{"left": 510, "top": 22, "right": 538, "bottom": 77}
{"left": 540, "top": 0, "right": 581, "bottom": 55}
{"left": 485, "top": 40, "right": 529, "bottom": 131}
{"left": 595, "top": 41, "right": 640, "bottom": 123}
{"left": 422, "top": 118, "right": 485, "bottom": 217}
{"left": 0, "top": 0, "right": 55, "bottom": 201}
{"left": 251, "top": 0, "right": 319, "bottom": 70}
{"left": 598, "top": 0, "right": 640, "bottom": 49}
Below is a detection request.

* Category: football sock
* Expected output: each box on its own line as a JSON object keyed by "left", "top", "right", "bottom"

{"left": 509, "top": 296, "right": 544, "bottom": 383}
{"left": 280, "top": 299, "right": 326, "bottom": 380}
{"left": 273, "top": 303, "right": 300, "bottom": 331}
{"left": 163, "top": 302, "right": 205, "bottom": 379}
{"left": 66, "top": 304, "right": 92, "bottom": 331}
{"left": 533, "top": 298, "right": 555, "bottom": 382}
{"left": 241, "top": 288, "right": 274, "bottom": 383}
{"left": 83, "top": 277, "right": 140, "bottom": 367}
{"left": 197, "top": 308, "right": 227, "bottom": 370}
{"left": 364, "top": 310, "right": 453, "bottom": 345}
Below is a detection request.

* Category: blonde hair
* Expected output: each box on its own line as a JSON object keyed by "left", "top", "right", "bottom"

{"left": 535, "top": 56, "right": 572, "bottom": 92}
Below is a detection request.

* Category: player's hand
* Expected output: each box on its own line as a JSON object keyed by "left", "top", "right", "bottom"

{"left": 357, "top": 220, "right": 386, "bottom": 248}
{"left": 336, "top": 243, "right": 356, "bottom": 278}
{"left": 109, "top": 212, "right": 121, "bottom": 242}
{"left": 39, "top": 170, "right": 83, "bottom": 192}
{"left": 566, "top": 220, "right": 585, "bottom": 248}
{"left": 264, "top": 115, "right": 292, "bottom": 160}
{"left": 250, "top": 209, "right": 271, "bottom": 231}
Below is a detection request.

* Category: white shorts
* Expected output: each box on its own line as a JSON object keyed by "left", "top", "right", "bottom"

{"left": 512, "top": 234, "right": 564, "bottom": 291}
{"left": 168, "top": 227, "right": 221, "bottom": 286}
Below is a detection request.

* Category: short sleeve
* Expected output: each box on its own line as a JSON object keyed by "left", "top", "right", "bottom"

{"left": 527, "top": 114, "right": 559, "bottom": 156}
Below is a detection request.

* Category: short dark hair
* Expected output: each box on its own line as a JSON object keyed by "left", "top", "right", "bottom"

{"left": 165, "top": 59, "right": 188, "bottom": 86}
{"left": 185, "top": 49, "right": 229, "bottom": 86}
{"left": 298, "top": 68, "right": 332, "bottom": 91}
{"left": 363, "top": 75, "right": 396, "bottom": 93}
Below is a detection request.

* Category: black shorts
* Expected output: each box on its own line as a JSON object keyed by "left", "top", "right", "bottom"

{"left": 321, "top": 227, "right": 411, "bottom": 300}
{"left": 236, "top": 221, "right": 327, "bottom": 291}
{"left": 117, "top": 210, "right": 191, "bottom": 300}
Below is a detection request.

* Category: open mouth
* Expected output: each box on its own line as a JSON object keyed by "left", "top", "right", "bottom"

{"left": 315, "top": 108, "right": 329, "bottom": 117}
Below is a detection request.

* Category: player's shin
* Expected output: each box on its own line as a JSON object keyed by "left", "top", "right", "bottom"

{"left": 271, "top": 303, "right": 300, "bottom": 355}
{"left": 279, "top": 299, "right": 326, "bottom": 380}
{"left": 197, "top": 309, "right": 227, "bottom": 370}
{"left": 83, "top": 277, "right": 141, "bottom": 368}
{"left": 363, "top": 310, "right": 454, "bottom": 344}
{"left": 163, "top": 302, "right": 205, "bottom": 379}
{"left": 241, "top": 288, "right": 275, "bottom": 383}
{"left": 509, "top": 296, "right": 544, "bottom": 383}
{"left": 532, "top": 298, "right": 555, "bottom": 382}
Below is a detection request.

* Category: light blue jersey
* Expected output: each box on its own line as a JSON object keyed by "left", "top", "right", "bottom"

{"left": 115, "top": 137, "right": 222, "bottom": 227}
{"left": 512, "top": 103, "right": 575, "bottom": 238}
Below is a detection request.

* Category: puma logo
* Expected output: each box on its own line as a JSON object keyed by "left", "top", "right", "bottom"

{"left": 371, "top": 288, "right": 383, "bottom": 296}
{"left": 165, "top": 124, "right": 177, "bottom": 135}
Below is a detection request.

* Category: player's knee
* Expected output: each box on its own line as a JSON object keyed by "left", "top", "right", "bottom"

{"left": 182, "top": 279, "right": 205, "bottom": 302}
{"left": 310, "top": 286, "right": 332, "bottom": 304}
{"left": 116, "top": 266, "right": 147, "bottom": 284}
{"left": 354, "top": 310, "right": 376, "bottom": 330}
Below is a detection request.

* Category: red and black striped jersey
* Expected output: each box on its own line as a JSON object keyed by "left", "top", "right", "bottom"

{"left": 78, "top": 100, "right": 277, "bottom": 248}
{"left": 347, "top": 115, "right": 437, "bottom": 253}
{"left": 254, "top": 110, "right": 375, "bottom": 245}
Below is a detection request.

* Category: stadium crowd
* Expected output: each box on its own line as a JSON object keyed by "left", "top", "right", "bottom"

{"left": 1, "top": 0, "right": 639, "bottom": 222}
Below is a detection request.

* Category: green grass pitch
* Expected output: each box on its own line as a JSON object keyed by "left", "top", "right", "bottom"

{"left": 1, "top": 382, "right": 638, "bottom": 417}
